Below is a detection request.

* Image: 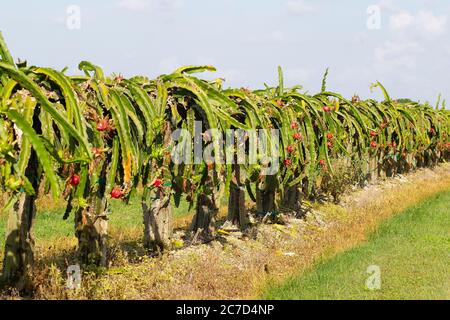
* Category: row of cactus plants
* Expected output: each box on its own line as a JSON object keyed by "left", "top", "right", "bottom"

{"left": 0, "top": 32, "right": 449, "bottom": 291}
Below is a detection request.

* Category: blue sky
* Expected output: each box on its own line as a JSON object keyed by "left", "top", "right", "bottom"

{"left": 1, "top": 0, "right": 449, "bottom": 104}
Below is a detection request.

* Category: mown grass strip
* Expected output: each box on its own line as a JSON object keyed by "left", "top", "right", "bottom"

{"left": 263, "top": 190, "right": 450, "bottom": 300}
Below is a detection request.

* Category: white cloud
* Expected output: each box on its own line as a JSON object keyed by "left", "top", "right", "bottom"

{"left": 389, "top": 10, "right": 447, "bottom": 35}
{"left": 374, "top": 41, "right": 423, "bottom": 71}
{"left": 416, "top": 10, "right": 447, "bottom": 34}
{"left": 116, "top": 0, "right": 182, "bottom": 12}
{"left": 117, "top": 0, "right": 150, "bottom": 11}
{"left": 286, "top": 0, "right": 318, "bottom": 15}
{"left": 390, "top": 12, "right": 414, "bottom": 30}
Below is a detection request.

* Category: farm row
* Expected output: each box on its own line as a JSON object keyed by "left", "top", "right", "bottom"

{"left": 0, "top": 32, "right": 449, "bottom": 292}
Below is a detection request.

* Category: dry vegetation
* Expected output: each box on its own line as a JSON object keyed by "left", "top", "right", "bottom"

{"left": 2, "top": 163, "right": 447, "bottom": 300}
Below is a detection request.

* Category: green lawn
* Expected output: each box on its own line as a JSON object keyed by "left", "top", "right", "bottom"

{"left": 263, "top": 190, "right": 450, "bottom": 300}
{"left": 0, "top": 193, "right": 194, "bottom": 247}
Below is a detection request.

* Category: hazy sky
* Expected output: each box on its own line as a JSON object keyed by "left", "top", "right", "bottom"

{"left": 1, "top": 0, "right": 449, "bottom": 104}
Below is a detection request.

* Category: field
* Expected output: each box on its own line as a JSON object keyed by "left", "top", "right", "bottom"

{"left": 0, "top": 28, "right": 450, "bottom": 300}
{"left": 263, "top": 189, "right": 450, "bottom": 300}
{"left": 0, "top": 164, "right": 448, "bottom": 299}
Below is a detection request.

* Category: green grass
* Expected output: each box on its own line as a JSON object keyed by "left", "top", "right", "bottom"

{"left": 0, "top": 193, "right": 194, "bottom": 247}
{"left": 263, "top": 190, "right": 450, "bottom": 300}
